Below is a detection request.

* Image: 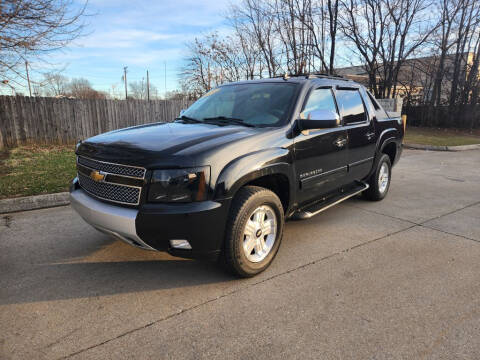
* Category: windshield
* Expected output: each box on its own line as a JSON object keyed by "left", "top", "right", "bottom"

{"left": 181, "top": 82, "right": 298, "bottom": 127}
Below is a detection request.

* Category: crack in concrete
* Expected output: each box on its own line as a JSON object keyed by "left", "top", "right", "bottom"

{"left": 418, "top": 200, "right": 480, "bottom": 225}
{"left": 60, "top": 224, "right": 417, "bottom": 359}
{"left": 44, "top": 328, "right": 81, "bottom": 350}
{"left": 419, "top": 225, "right": 480, "bottom": 244}
{"left": 345, "top": 199, "right": 480, "bottom": 227}
{"left": 345, "top": 200, "right": 480, "bottom": 244}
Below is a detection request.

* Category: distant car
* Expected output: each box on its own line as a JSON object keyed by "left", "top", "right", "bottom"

{"left": 70, "top": 74, "right": 404, "bottom": 277}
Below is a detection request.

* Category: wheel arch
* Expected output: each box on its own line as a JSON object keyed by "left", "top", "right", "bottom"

{"left": 366, "top": 129, "right": 400, "bottom": 179}
{"left": 381, "top": 141, "right": 397, "bottom": 165}
{"left": 214, "top": 148, "right": 295, "bottom": 214}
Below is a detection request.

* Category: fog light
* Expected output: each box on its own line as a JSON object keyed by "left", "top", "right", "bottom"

{"left": 169, "top": 239, "right": 192, "bottom": 250}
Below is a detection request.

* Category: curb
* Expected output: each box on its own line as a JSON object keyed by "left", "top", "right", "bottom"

{"left": 404, "top": 143, "right": 480, "bottom": 151}
{"left": 0, "top": 192, "right": 70, "bottom": 214}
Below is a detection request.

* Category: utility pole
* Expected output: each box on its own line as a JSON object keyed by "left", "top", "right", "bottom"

{"left": 123, "top": 66, "right": 128, "bottom": 100}
{"left": 164, "top": 61, "right": 167, "bottom": 99}
{"left": 146, "top": 70, "right": 150, "bottom": 101}
{"left": 25, "top": 61, "right": 32, "bottom": 97}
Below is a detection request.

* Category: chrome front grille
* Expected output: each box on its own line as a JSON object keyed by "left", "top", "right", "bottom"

{"left": 76, "top": 156, "right": 145, "bottom": 205}
{"left": 77, "top": 156, "right": 146, "bottom": 179}
{"left": 78, "top": 173, "right": 141, "bottom": 205}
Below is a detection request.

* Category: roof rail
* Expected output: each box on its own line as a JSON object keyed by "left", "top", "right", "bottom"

{"left": 305, "top": 72, "right": 352, "bottom": 81}
{"left": 270, "top": 72, "right": 352, "bottom": 81}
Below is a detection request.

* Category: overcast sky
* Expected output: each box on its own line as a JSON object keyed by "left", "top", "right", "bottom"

{"left": 28, "top": 0, "right": 234, "bottom": 96}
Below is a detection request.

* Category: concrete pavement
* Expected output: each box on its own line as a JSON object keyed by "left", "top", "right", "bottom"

{"left": 1, "top": 149, "right": 479, "bottom": 359}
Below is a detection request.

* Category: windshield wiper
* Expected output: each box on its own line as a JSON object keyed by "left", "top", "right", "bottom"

{"left": 174, "top": 115, "right": 203, "bottom": 123}
{"left": 203, "top": 116, "right": 254, "bottom": 127}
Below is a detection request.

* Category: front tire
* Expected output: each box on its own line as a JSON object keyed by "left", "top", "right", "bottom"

{"left": 223, "top": 186, "right": 284, "bottom": 277}
{"left": 364, "top": 154, "right": 392, "bottom": 201}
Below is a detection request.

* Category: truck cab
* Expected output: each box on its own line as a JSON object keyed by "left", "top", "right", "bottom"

{"left": 70, "top": 74, "right": 404, "bottom": 277}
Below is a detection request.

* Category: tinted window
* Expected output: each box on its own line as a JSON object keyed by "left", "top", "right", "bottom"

{"left": 183, "top": 83, "right": 298, "bottom": 127}
{"left": 302, "top": 88, "right": 337, "bottom": 117}
{"left": 335, "top": 90, "right": 367, "bottom": 124}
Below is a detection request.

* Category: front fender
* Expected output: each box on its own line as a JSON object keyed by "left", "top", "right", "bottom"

{"left": 214, "top": 147, "right": 294, "bottom": 200}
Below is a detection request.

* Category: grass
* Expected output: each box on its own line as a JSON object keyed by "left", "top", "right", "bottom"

{"left": 404, "top": 126, "right": 480, "bottom": 146}
{"left": 0, "top": 145, "right": 76, "bottom": 199}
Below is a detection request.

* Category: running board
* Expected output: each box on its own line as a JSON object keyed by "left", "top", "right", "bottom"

{"left": 293, "top": 182, "right": 369, "bottom": 220}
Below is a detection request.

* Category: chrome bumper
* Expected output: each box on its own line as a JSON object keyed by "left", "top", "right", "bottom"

{"left": 70, "top": 189, "right": 156, "bottom": 251}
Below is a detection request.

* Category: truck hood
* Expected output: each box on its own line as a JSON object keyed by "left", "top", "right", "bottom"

{"left": 76, "top": 122, "right": 255, "bottom": 167}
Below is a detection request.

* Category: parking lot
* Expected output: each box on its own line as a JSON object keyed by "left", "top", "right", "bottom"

{"left": 1, "top": 149, "right": 479, "bottom": 359}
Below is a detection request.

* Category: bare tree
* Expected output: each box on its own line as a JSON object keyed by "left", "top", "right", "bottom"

{"left": 283, "top": 0, "right": 339, "bottom": 74}
{"left": 339, "top": 0, "right": 437, "bottom": 97}
{"left": 182, "top": 33, "right": 242, "bottom": 96}
{"left": 68, "top": 78, "right": 106, "bottom": 99}
{"left": 0, "top": 0, "right": 88, "bottom": 85}
{"left": 427, "top": 0, "right": 469, "bottom": 105}
{"left": 449, "top": 0, "right": 480, "bottom": 106}
{"left": 185, "top": 0, "right": 343, "bottom": 93}
{"left": 230, "top": 0, "right": 281, "bottom": 77}
{"left": 42, "top": 72, "right": 69, "bottom": 96}
{"left": 228, "top": 12, "right": 263, "bottom": 79}
{"left": 128, "top": 78, "right": 158, "bottom": 100}
{"left": 463, "top": 33, "right": 480, "bottom": 106}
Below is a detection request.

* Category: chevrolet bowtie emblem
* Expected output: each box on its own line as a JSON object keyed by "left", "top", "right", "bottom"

{"left": 90, "top": 170, "right": 106, "bottom": 182}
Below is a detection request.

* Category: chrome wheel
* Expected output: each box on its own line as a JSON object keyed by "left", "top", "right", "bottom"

{"left": 378, "top": 162, "right": 390, "bottom": 194}
{"left": 243, "top": 205, "right": 277, "bottom": 263}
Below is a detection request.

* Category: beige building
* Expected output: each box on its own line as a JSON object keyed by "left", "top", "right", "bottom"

{"left": 335, "top": 52, "right": 477, "bottom": 103}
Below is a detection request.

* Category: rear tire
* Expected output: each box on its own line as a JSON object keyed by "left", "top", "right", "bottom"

{"left": 223, "top": 186, "right": 284, "bottom": 277}
{"left": 363, "top": 154, "right": 391, "bottom": 201}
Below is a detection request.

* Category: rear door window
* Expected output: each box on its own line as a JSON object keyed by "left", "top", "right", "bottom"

{"left": 335, "top": 89, "right": 367, "bottom": 125}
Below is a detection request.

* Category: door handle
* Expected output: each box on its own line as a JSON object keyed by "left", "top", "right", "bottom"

{"left": 334, "top": 138, "right": 347, "bottom": 148}
{"left": 366, "top": 132, "right": 375, "bottom": 140}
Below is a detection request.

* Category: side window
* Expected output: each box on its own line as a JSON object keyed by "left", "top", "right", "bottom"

{"left": 335, "top": 89, "right": 367, "bottom": 125}
{"left": 302, "top": 88, "right": 338, "bottom": 118}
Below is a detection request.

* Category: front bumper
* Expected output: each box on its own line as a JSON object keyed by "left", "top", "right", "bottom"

{"left": 70, "top": 188, "right": 156, "bottom": 250}
{"left": 70, "top": 179, "right": 231, "bottom": 260}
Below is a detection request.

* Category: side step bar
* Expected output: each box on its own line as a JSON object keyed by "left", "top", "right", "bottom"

{"left": 293, "top": 182, "right": 369, "bottom": 220}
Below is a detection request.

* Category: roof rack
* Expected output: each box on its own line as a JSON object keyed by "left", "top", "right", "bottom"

{"left": 270, "top": 72, "right": 352, "bottom": 81}
{"left": 305, "top": 72, "right": 351, "bottom": 81}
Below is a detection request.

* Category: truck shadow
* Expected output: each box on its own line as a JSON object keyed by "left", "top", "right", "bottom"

{"left": 1, "top": 199, "right": 362, "bottom": 306}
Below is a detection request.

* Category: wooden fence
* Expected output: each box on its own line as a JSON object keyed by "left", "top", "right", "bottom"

{"left": 0, "top": 96, "right": 192, "bottom": 150}
{"left": 404, "top": 104, "right": 480, "bottom": 128}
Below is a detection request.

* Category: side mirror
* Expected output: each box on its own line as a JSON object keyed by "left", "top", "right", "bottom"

{"left": 298, "top": 110, "right": 340, "bottom": 130}
{"left": 179, "top": 109, "right": 186, "bottom": 116}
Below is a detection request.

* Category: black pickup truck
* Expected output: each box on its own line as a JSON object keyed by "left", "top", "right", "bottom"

{"left": 70, "top": 74, "right": 404, "bottom": 277}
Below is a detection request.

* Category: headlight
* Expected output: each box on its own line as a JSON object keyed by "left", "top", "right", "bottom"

{"left": 148, "top": 166, "right": 210, "bottom": 203}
